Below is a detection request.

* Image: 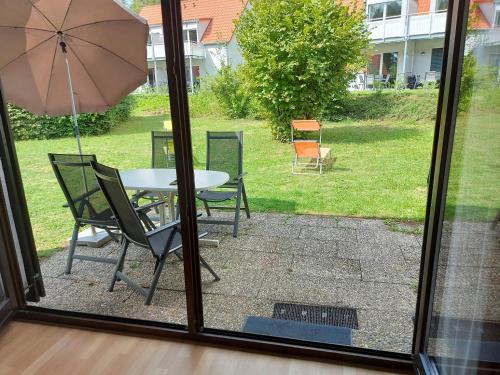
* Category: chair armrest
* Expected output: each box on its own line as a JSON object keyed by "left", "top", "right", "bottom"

{"left": 236, "top": 172, "right": 247, "bottom": 181}
{"left": 145, "top": 219, "right": 181, "bottom": 238}
{"left": 134, "top": 200, "right": 164, "bottom": 213}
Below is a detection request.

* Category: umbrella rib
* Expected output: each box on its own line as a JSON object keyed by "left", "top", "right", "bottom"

{"left": 25, "top": 0, "right": 58, "bottom": 30}
{"left": 60, "top": 0, "right": 74, "bottom": 31}
{"left": 66, "top": 34, "right": 148, "bottom": 74}
{"left": 43, "top": 41, "right": 59, "bottom": 115}
{"left": 66, "top": 44, "right": 110, "bottom": 109}
{"left": 63, "top": 19, "right": 140, "bottom": 33}
{"left": 0, "top": 26, "right": 53, "bottom": 33}
{"left": 0, "top": 35, "right": 55, "bottom": 71}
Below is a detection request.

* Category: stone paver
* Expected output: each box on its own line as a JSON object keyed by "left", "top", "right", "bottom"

{"left": 32, "top": 213, "right": 424, "bottom": 354}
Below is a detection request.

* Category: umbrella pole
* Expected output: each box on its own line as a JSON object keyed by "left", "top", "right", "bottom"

{"left": 63, "top": 55, "right": 84, "bottom": 157}
{"left": 59, "top": 37, "right": 98, "bottom": 238}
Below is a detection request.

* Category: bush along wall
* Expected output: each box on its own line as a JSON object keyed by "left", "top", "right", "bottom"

{"left": 9, "top": 95, "right": 134, "bottom": 141}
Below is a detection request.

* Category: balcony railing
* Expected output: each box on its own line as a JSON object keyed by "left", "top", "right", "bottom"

{"left": 367, "top": 11, "right": 447, "bottom": 41}
{"left": 147, "top": 41, "right": 205, "bottom": 60}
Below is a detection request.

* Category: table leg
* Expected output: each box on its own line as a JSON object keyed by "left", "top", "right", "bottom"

{"left": 157, "top": 192, "right": 167, "bottom": 226}
{"left": 167, "top": 192, "right": 176, "bottom": 221}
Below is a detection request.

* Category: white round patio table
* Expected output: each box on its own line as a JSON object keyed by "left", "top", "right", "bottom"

{"left": 121, "top": 169, "right": 229, "bottom": 225}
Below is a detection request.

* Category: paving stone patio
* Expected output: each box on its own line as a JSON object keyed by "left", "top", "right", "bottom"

{"left": 33, "top": 213, "right": 425, "bottom": 353}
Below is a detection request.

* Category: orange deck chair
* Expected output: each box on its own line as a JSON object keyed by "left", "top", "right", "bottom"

{"left": 291, "top": 120, "right": 331, "bottom": 175}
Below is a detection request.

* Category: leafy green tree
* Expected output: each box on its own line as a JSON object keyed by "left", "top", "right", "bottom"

{"left": 129, "top": 0, "right": 160, "bottom": 13}
{"left": 236, "top": 0, "right": 369, "bottom": 141}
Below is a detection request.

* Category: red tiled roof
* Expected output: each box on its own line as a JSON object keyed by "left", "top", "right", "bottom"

{"left": 139, "top": 0, "right": 248, "bottom": 44}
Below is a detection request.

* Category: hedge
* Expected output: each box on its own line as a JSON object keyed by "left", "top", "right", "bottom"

{"left": 9, "top": 95, "right": 135, "bottom": 141}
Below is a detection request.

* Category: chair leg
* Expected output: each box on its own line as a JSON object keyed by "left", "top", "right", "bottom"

{"left": 65, "top": 223, "right": 80, "bottom": 275}
{"left": 242, "top": 182, "right": 250, "bottom": 219}
{"left": 145, "top": 257, "right": 167, "bottom": 305}
{"left": 174, "top": 250, "right": 183, "bottom": 261}
{"left": 109, "top": 239, "right": 129, "bottom": 292}
{"left": 200, "top": 256, "right": 220, "bottom": 281}
{"left": 233, "top": 183, "right": 243, "bottom": 237}
{"left": 203, "top": 200, "right": 211, "bottom": 217}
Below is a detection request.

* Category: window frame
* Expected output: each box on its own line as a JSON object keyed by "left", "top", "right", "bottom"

{"left": 367, "top": 1, "right": 402, "bottom": 22}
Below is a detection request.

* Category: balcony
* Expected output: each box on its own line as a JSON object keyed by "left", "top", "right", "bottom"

{"left": 147, "top": 41, "right": 205, "bottom": 60}
{"left": 368, "top": 11, "right": 447, "bottom": 42}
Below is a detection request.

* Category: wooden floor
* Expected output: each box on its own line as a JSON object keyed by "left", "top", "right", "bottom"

{"left": 0, "top": 321, "right": 408, "bottom": 375}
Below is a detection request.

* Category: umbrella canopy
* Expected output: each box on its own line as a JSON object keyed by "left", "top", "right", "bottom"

{"left": 0, "top": 0, "right": 149, "bottom": 116}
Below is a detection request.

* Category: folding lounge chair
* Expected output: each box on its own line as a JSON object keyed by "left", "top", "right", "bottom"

{"left": 91, "top": 161, "right": 220, "bottom": 305}
{"left": 197, "top": 131, "right": 250, "bottom": 238}
{"left": 291, "top": 120, "right": 331, "bottom": 175}
{"left": 131, "top": 131, "right": 176, "bottom": 211}
{"left": 48, "top": 154, "right": 157, "bottom": 274}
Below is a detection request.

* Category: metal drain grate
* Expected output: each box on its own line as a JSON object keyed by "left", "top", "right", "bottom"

{"left": 272, "top": 303, "right": 358, "bottom": 330}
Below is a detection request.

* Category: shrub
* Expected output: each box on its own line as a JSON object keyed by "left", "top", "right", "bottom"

{"left": 211, "top": 66, "right": 252, "bottom": 119}
{"left": 9, "top": 96, "right": 134, "bottom": 141}
{"left": 236, "top": 0, "right": 369, "bottom": 141}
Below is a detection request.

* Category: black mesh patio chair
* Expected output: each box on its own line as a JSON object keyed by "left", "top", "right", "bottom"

{"left": 197, "top": 131, "right": 250, "bottom": 237}
{"left": 131, "top": 131, "right": 175, "bottom": 210}
{"left": 49, "top": 154, "right": 158, "bottom": 274}
{"left": 91, "top": 161, "right": 220, "bottom": 305}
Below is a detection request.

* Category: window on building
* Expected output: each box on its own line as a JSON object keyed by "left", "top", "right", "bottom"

{"left": 368, "top": 3, "right": 384, "bottom": 21}
{"left": 495, "top": 10, "right": 500, "bottom": 27}
{"left": 436, "top": 0, "right": 448, "bottom": 12}
{"left": 183, "top": 29, "right": 198, "bottom": 43}
{"left": 368, "top": 1, "right": 402, "bottom": 21}
{"left": 382, "top": 52, "right": 398, "bottom": 77}
{"left": 386, "top": 0, "right": 402, "bottom": 18}
{"left": 368, "top": 52, "right": 398, "bottom": 76}
{"left": 148, "top": 68, "right": 156, "bottom": 87}
{"left": 430, "top": 48, "right": 444, "bottom": 72}
{"left": 368, "top": 54, "right": 382, "bottom": 74}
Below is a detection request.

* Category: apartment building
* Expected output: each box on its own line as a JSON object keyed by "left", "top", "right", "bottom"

{"left": 139, "top": 0, "right": 248, "bottom": 91}
{"left": 366, "top": 0, "right": 496, "bottom": 80}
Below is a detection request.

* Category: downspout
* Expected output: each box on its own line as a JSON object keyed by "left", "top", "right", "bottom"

{"left": 402, "top": 0, "right": 410, "bottom": 74}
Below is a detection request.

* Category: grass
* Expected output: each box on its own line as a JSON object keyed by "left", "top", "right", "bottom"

{"left": 16, "top": 114, "right": 435, "bottom": 255}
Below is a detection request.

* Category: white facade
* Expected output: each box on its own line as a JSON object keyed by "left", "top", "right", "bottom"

{"left": 366, "top": 0, "right": 449, "bottom": 80}
{"left": 145, "top": 21, "right": 243, "bottom": 91}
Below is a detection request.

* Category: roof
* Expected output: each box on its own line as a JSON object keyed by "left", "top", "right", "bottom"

{"left": 139, "top": 0, "right": 248, "bottom": 44}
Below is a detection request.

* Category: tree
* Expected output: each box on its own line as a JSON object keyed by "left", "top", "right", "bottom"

{"left": 129, "top": 0, "right": 160, "bottom": 13}
{"left": 236, "top": 0, "right": 369, "bottom": 141}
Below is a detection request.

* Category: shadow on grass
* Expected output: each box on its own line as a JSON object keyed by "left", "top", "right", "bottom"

{"left": 322, "top": 125, "right": 421, "bottom": 144}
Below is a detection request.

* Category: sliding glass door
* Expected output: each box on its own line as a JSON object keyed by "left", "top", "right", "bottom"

{"left": 416, "top": 0, "right": 499, "bottom": 372}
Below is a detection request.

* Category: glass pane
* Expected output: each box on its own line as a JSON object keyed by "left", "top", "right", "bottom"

{"left": 368, "top": 4, "right": 384, "bottom": 21}
{"left": 368, "top": 54, "right": 381, "bottom": 74}
{"left": 436, "top": 0, "right": 448, "bottom": 12}
{"left": 189, "top": 30, "right": 198, "bottom": 43}
{"left": 386, "top": 1, "right": 402, "bottom": 18}
{"left": 430, "top": 48, "right": 444, "bottom": 72}
{"left": 21, "top": 3, "right": 188, "bottom": 326}
{"left": 496, "top": 11, "right": 500, "bottom": 27}
{"left": 196, "top": 0, "right": 443, "bottom": 355}
{"left": 427, "top": 4, "right": 500, "bottom": 369}
{"left": 382, "top": 52, "right": 398, "bottom": 78}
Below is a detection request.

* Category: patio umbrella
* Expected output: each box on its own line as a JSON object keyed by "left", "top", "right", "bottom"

{"left": 0, "top": 0, "right": 149, "bottom": 155}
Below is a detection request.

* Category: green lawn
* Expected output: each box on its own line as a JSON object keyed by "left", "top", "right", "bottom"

{"left": 15, "top": 115, "right": 435, "bottom": 255}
